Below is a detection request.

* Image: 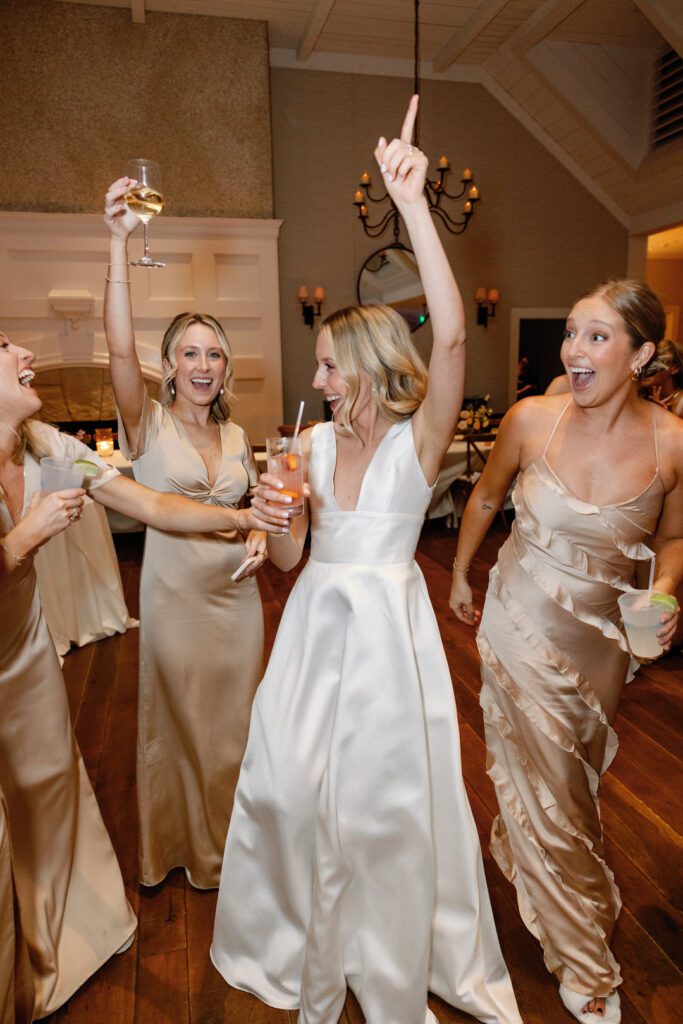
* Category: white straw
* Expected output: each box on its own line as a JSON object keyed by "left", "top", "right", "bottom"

{"left": 292, "top": 400, "right": 305, "bottom": 441}
{"left": 647, "top": 555, "right": 655, "bottom": 592}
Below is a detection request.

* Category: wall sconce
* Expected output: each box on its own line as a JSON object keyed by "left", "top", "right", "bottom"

{"left": 298, "top": 285, "right": 325, "bottom": 329}
{"left": 475, "top": 287, "right": 499, "bottom": 328}
{"left": 48, "top": 289, "right": 94, "bottom": 331}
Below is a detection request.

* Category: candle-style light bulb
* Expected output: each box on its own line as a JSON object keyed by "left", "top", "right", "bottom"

{"left": 353, "top": 190, "right": 364, "bottom": 205}
{"left": 360, "top": 172, "right": 370, "bottom": 185}
{"left": 462, "top": 168, "right": 473, "bottom": 181}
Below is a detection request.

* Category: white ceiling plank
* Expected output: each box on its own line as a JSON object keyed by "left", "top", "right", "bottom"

{"left": 297, "top": 0, "right": 337, "bottom": 62}
{"left": 432, "top": 0, "right": 510, "bottom": 73}
{"left": 633, "top": 0, "right": 683, "bottom": 59}
{"left": 131, "top": 0, "right": 145, "bottom": 22}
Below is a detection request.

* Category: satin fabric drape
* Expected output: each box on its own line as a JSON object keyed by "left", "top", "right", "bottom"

{"left": 478, "top": 428, "right": 663, "bottom": 998}
{"left": 118, "top": 395, "right": 264, "bottom": 888}
{"left": 212, "top": 420, "right": 521, "bottom": 1024}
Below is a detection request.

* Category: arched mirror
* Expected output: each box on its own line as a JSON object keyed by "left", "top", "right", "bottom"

{"left": 357, "top": 244, "right": 428, "bottom": 332}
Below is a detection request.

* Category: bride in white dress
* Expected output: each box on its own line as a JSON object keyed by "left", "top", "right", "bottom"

{"left": 211, "top": 98, "right": 522, "bottom": 1024}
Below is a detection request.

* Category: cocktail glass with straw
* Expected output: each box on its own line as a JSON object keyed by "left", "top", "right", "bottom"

{"left": 265, "top": 402, "right": 305, "bottom": 517}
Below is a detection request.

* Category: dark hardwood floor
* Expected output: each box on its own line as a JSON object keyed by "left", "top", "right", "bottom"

{"left": 42, "top": 521, "right": 682, "bottom": 1024}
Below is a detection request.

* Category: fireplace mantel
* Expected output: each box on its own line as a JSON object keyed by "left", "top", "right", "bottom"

{"left": 0, "top": 212, "right": 284, "bottom": 442}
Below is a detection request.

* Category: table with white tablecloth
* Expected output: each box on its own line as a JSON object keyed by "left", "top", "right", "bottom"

{"left": 34, "top": 496, "right": 138, "bottom": 659}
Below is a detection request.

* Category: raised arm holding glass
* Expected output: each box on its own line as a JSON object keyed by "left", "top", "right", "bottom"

{"left": 103, "top": 179, "right": 270, "bottom": 890}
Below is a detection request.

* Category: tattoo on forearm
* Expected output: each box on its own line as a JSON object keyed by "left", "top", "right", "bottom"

{"left": 482, "top": 502, "right": 494, "bottom": 511}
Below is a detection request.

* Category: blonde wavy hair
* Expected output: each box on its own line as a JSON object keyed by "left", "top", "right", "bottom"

{"left": 321, "top": 304, "right": 427, "bottom": 437}
{"left": 160, "top": 312, "right": 234, "bottom": 421}
{"left": 644, "top": 338, "right": 683, "bottom": 386}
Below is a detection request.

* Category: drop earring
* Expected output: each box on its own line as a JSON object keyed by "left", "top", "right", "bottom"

{"left": 220, "top": 387, "right": 225, "bottom": 396}
{"left": 631, "top": 365, "right": 643, "bottom": 382}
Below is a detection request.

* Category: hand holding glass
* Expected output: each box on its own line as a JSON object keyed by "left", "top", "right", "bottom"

{"left": 125, "top": 158, "right": 166, "bottom": 268}
{"left": 265, "top": 437, "right": 304, "bottom": 516}
{"left": 618, "top": 590, "right": 673, "bottom": 660}
{"left": 40, "top": 457, "right": 86, "bottom": 493}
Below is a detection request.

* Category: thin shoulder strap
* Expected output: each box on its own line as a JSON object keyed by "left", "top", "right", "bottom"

{"left": 543, "top": 398, "right": 572, "bottom": 457}
{"left": 651, "top": 401, "right": 660, "bottom": 471}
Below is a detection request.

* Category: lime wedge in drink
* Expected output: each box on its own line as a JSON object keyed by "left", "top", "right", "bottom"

{"left": 74, "top": 459, "right": 99, "bottom": 479}
{"left": 649, "top": 592, "right": 678, "bottom": 613}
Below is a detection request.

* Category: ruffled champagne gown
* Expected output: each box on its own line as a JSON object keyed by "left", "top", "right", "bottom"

{"left": 211, "top": 419, "right": 522, "bottom": 1024}
{"left": 477, "top": 402, "right": 663, "bottom": 998}
{"left": 0, "top": 423, "right": 136, "bottom": 1019}
{"left": 118, "top": 396, "right": 264, "bottom": 888}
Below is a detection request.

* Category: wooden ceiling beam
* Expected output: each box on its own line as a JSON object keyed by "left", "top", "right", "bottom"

{"left": 297, "top": 0, "right": 337, "bottom": 62}
{"left": 432, "top": 0, "right": 509, "bottom": 73}
{"left": 633, "top": 0, "right": 683, "bottom": 59}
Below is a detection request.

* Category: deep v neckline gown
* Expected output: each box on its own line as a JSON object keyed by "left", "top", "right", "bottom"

{"left": 211, "top": 420, "right": 521, "bottom": 1024}
{"left": 118, "top": 395, "right": 264, "bottom": 888}
{"left": 477, "top": 402, "right": 664, "bottom": 998}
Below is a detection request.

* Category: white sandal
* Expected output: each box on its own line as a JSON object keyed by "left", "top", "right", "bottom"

{"left": 559, "top": 984, "right": 621, "bottom": 1023}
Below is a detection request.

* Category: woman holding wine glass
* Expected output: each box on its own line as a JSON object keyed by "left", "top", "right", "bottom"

{"left": 103, "top": 178, "right": 269, "bottom": 891}
{"left": 0, "top": 330, "right": 283, "bottom": 1018}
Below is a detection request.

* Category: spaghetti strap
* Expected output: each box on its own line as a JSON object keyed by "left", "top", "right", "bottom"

{"left": 543, "top": 398, "right": 573, "bottom": 457}
{"left": 651, "top": 402, "right": 660, "bottom": 471}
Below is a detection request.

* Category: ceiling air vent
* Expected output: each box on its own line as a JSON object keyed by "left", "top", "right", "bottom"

{"left": 652, "top": 48, "right": 683, "bottom": 149}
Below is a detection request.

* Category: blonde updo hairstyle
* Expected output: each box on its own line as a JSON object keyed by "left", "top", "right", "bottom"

{"left": 321, "top": 304, "right": 428, "bottom": 437}
{"left": 582, "top": 279, "right": 665, "bottom": 376}
{"left": 644, "top": 338, "right": 683, "bottom": 387}
{"left": 160, "top": 312, "right": 234, "bottom": 421}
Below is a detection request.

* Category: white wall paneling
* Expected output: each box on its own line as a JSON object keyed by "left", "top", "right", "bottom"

{"left": 0, "top": 212, "right": 284, "bottom": 442}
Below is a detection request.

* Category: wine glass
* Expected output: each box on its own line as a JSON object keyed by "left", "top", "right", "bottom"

{"left": 125, "top": 158, "right": 166, "bottom": 268}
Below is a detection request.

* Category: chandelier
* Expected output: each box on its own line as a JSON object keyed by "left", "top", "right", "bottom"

{"left": 353, "top": 0, "right": 481, "bottom": 238}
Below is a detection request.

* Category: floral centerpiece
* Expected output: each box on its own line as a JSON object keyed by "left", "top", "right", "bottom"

{"left": 457, "top": 395, "right": 493, "bottom": 433}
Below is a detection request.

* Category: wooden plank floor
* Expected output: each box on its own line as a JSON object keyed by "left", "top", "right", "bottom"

{"left": 43, "top": 521, "right": 682, "bottom": 1024}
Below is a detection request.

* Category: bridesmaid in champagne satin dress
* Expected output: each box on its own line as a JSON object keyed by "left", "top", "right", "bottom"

{"left": 104, "top": 190, "right": 267, "bottom": 888}
{"left": 450, "top": 280, "right": 683, "bottom": 1023}
{"left": 0, "top": 789, "right": 33, "bottom": 1024}
{"left": 212, "top": 98, "right": 522, "bottom": 1024}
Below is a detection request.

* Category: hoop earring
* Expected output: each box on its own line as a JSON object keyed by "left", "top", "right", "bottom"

{"left": 631, "top": 365, "right": 643, "bottom": 382}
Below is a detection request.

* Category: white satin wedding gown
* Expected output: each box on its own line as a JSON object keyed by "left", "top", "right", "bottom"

{"left": 211, "top": 419, "right": 521, "bottom": 1024}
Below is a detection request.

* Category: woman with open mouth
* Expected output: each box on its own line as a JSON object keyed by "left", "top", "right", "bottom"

{"left": 0, "top": 329, "right": 284, "bottom": 1018}
{"left": 450, "top": 280, "right": 683, "bottom": 1022}
{"left": 103, "top": 188, "right": 269, "bottom": 892}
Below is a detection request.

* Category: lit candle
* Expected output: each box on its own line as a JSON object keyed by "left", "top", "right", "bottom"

{"left": 360, "top": 204, "right": 368, "bottom": 218}
{"left": 96, "top": 439, "right": 114, "bottom": 458}
{"left": 297, "top": 285, "right": 309, "bottom": 301}
{"left": 487, "top": 288, "right": 500, "bottom": 304}
{"left": 462, "top": 168, "right": 473, "bottom": 181}
{"left": 353, "top": 190, "right": 364, "bottom": 205}
{"left": 468, "top": 185, "right": 480, "bottom": 200}
{"left": 475, "top": 287, "right": 487, "bottom": 304}
{"left": 360, "top": 171, "right": 370, "bottom": 185}
{"left": 463, "top": 200, "right": 473, "bottom": 214}
{"left": 437, "top": 155, "right": 450, "bottom": 170}
{"left": 313, "top": 287, "right": 326, "bottom": 303}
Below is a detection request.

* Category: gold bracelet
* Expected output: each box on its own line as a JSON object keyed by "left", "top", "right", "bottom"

{"left": 452, "top": 559, "right": 471, "bottom": 575}
{"left": 0, "top": 537, "right": 25, "bottom": 566}
{"left": 105, "top": 276, "right": 131, "bottom": 284}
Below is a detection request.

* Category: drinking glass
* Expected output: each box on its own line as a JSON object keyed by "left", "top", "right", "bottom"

{"left": 265, "top": 437, "right": 304, "bottom": 516}
{"left": 40, "top": 457, "right": 86, "bottom": 493}
{"left": 125, "top": 158, "right": 166, "bottom": 268}
{"left": 617, "top": 590, "right": 666, "bottom": 660}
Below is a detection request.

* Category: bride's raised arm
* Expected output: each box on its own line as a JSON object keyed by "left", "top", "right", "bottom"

{"left": 376, "top": 95, "right": 466, "bottom": 483}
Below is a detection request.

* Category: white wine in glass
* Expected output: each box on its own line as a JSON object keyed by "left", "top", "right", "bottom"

{"left": 125, "top": 158, "right": 166, "bottom": 268}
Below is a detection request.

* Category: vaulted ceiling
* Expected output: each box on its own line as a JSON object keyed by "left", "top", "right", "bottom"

{"left": 53, "top": 0, "right": 683, "bottom": 233}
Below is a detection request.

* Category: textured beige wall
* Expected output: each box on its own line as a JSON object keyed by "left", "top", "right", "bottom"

{"left": 271, "top": 68, "right": 629, "bottom": 418}
{"left": 0, "top": 0, "right": 272, "bottom": 218}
